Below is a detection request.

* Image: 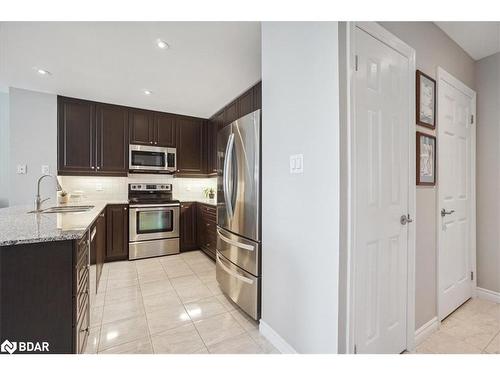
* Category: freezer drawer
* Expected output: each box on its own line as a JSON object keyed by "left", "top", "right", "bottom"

{"left": 216, "top": 252, "right": 261, "bottom": 320}
{"left": 216, "top": 226, "right": 260, "bottom": 276}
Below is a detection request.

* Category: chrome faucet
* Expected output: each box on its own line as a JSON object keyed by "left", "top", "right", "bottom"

{"left": 34, "top": 174, "right": 63, "bottom": 212}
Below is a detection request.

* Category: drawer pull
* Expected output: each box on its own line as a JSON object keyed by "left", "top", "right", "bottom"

{"left": 217, "top": 228, "right": 254, "bottom": 251}
{"left": 217, "top": 254, "right": 254, "bottom": 284}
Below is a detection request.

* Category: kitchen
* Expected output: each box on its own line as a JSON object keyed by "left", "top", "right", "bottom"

{"left": 0, "top": 22, "right": 270, "bottom": 354}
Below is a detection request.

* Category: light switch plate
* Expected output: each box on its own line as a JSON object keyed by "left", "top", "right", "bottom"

{"left": 16, "top": 164, "right": 27, "bottom": 174}
{"left": 289, "top": 154, "right": 304, "bottom": 174}
{"left": 41, "top": 165, "right": 50, "bottom": 174}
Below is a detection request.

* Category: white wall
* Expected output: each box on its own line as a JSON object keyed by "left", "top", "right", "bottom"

{"left": 475, "top": 52, "right": 500, "bottom": 294}
{"left": 9, "top": 88, "right": 58, "bottom": 206}
{"left": 0, "top": 91, "right": 9, "bottom": 207}
{"left": 261, "top": 22, "right": 340, "bottom": 353}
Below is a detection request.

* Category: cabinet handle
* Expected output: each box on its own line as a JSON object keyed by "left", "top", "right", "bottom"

{"left": 150, "top": 141, "right": 153, "bottom": 144}
{"left": 124, "top": 207, "right": 127, "bottom": 211}
{"left": 91, "top": 166, "right": 95, "bottom": 169}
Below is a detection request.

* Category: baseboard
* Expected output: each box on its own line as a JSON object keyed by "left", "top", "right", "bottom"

{"left": 414, "top": 317, "right": 439, "bottom": 346}
{"left": 476, "top": 287, "right": 500, "bottom": 303}
{"left": 259, "top": 320, "right": 297, "bottom": 354}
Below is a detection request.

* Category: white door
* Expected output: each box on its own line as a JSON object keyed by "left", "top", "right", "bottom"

{"left": 437, "top": 70, "right": 475, "bottom": 320}
{"left": 353, "top": 27, "right": 410, "bottom": 354}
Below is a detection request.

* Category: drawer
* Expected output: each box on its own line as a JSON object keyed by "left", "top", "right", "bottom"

{"left": 76, "top": 232, "right": 89, "bottom": 265}
{"left": 216, "top": 226, "right": 260, "bottom": 276}
{"left": 216, "top": 252, "right": 260, "bottom": 320}
{"left": 75, "top": 258, "right": 89, "bottom": 294}
{"left": 200, "top": 204, "right": 216, "bottom": 215}
{"left": 75, "top": 297, "right": 89, "bottom": 354}
{"left": 76, "top": 271, "right": 89, "bottom": 316}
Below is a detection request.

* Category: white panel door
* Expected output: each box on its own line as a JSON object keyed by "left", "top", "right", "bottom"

{"left": 438, "top": 74, "right": 474, "bottom": 320}
{"left": 354, "top": 27, "right": 410, "bottom": 354}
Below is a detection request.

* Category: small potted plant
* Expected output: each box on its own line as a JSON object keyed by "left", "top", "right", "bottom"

{"left": 203, "top": 187, "right": 215, "bottom": 200}
{"left": 58, "top": 190, "right": 69, "bottom": 204}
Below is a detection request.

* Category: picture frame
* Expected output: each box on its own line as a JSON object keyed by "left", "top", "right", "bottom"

{"left": 416, "top": 70, "right": 436, "bottom": 129}
{"left": 416, "top": 132, "right": 436, "bottom": 186}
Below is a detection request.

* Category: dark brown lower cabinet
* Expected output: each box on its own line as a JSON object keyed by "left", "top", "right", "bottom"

{"left": 105, "top": 204, "right": 129, "bottom": 262}
{"left": 197, "top": 203, "right": 217, "bottom": 260}
{"left": 180, "top": 202, "right": 198, "bottom": 251}
{"left": 0, "top": 234, "right": 90, "bottom": 354}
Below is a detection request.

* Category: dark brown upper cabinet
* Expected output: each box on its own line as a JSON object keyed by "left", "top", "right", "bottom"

{"left": 238, "top": 88, "right": 254, "bottom": 118}
{"left": 58, "top": 97, "right": 129, "bottom": 176}
{"left": 96, "top": 104, "right": 129, "bottom": 175}
{"left": 58, "top": 97, "right": 95, "bottom": 174}
{"left": 129, "top": 109, "right": 154, "bottom": 145}
{"left": 155, "top": 112, "right": 177, "bottom": 147}
{"left": 224, "top": 100, "right": 239, "bottom": 126}
{"left": 176, "top": 117, "right": 205, "bottom": 175}
{"left": 105, "top": 204, "right": 128, "bottom": 262}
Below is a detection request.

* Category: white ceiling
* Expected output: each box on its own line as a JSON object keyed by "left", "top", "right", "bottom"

{"left": 435, "top": 22, "right": 500, "bottom": 61}
{"left": 0, "top": 22, "right": 261, "bottom": 118}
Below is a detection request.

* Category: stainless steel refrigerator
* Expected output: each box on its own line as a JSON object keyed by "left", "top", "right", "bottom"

{"left": 216, "top": 109, "right": 261, "bottom": 320}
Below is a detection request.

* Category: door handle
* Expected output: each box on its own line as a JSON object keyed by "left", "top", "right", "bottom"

{"left": 223, "top": 133, "right": 235, "bottom": 218}
{"left": 441, "top": 209, "right": 455, "bottom": 217}
{"left": 400, "top": 214, "right": 413, "bottom": 225}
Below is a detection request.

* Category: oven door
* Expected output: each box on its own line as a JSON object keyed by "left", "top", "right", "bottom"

{"left": 129, "top": 204, "right": 180, "bottom": 242}
{"left": 129, "top": 145, "right": 168, "bottom": 172}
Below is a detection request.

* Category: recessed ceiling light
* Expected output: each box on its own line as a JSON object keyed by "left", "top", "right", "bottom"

{"left": 143, "top": 90, "right": 152, "bottom": 95}
{"left": 156, "top": 39, "right": 169, "bottom": 49}
{"left": 35, "top": 68, "right": 51, "bottom": 76}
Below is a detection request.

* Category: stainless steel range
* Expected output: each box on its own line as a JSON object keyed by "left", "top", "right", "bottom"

{"left": 128, "top": 183, "right": 180, "bottom": 260}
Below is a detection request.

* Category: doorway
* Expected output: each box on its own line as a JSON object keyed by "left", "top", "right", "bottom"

{"left": 437, "top": 68, "right": 477, "bottom": 321}
{"left": 346, "top": 22, "right": 416, "bottom": 354}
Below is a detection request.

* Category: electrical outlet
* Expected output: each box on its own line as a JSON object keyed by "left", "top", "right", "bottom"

{"left": 41, "top": 165, "right": 50, "bottom": 174}
{"left": 16, "top": 164, "right": 27, "bottom": 174}
{"left": 289, "top": 154, "right": 304, "bottom": 174}
{"left": 95, "top": 183, "right": 103, "bottom": 191}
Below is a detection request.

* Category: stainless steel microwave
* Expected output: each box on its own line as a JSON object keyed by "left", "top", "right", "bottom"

{"left": 129, "top": 145, "right": 176, "bottom": 173}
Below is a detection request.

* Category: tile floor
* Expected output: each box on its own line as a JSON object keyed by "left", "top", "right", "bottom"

{"left": 416, "top": 298, "right": 500, "bottom": 354}
{"left": 85, "top": 250, "right": 278, "bottom": 354}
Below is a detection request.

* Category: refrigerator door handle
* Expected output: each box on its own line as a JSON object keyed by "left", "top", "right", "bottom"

{"left": 217, "top": 253, "right": 254, "bottom": 284}
{"left": 223, "top": 133, "right": 235, "bottom": 218}
{"left": 217, "top": 228, "right": 255, "bottom": 251}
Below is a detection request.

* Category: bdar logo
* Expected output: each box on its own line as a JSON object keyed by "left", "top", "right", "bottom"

{"left": 1, "top": 340, "right": 17, "bottom": 354}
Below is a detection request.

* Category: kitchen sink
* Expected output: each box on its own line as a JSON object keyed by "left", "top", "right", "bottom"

{"left": 29, "top": 205, "right": 94, "bottom": 214}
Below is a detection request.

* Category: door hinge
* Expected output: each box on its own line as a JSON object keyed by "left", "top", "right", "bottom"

{"left": 471, "top": 114, "right": 474, "bottom": 124}
{"left": 354, "top": 344, "right": 357, "bottom": 354}
{"left": 471, "top": 271, "right": 474, "bottom": 281}
{"left": 354, "top": 55, "right": 359, "bottom": 72}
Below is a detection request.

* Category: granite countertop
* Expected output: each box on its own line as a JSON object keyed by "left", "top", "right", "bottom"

{"left": 178, "top": 198, "right": 217, "bottom": 206}
{"left": 0, "top": 200, "right": 128, "bottom": 247}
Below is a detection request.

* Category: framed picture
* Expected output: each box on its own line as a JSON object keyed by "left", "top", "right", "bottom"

{"left": 416, "top": 132, "right": 436, "bottom": 186}
{"left": 416, "top": 70, "right": 436, "bottom": 129}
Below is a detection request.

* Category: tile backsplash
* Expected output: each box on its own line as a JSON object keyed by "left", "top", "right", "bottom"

{"left": 59, "top": 174, "right": 217, "bottom": 202}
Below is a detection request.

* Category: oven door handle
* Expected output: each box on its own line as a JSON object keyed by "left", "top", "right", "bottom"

{"left": 129, "top": 204, "right": 180, "bottom": 208}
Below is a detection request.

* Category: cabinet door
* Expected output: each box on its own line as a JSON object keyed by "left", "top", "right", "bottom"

{"left": 177, "top": 117, "right": 204, "bottom": 175}
{"left": 106, "top": 205, "right": 129, "bottom": 262}
{"left": 95, "top": 211, "right": 106, "bottom": 291}
{"left": 180, "top": 202, "right": 198, "bottom": 251}
{"left": 224, "top": 100, "right": 238, "bottom": 126}
{"left": 253, "top": 81, "right": 262, "bottom": 111}
{"left": 155, "top": 112, "right": 177, "bottom": 147}
{"left": 207, "top": 120, "right": 218, "bottom": 175}
{"left": 238, "top": 88, "right": 254, "bottom": 118}
{"left": 96, "top": 104, "right": 129, "bottom": 176}
{"left": 58, "top": 97, "right": 95, "bottom": 174}
{"left": 129, "top": 109, "right": 153, "bottom": 145}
